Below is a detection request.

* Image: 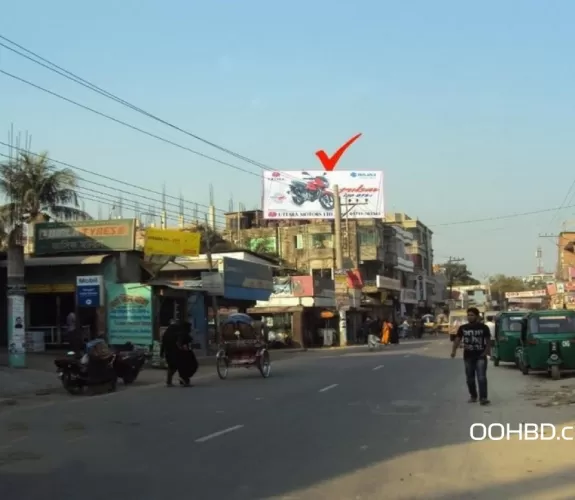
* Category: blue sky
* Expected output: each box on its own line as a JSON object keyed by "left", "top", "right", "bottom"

{"left": 1, "top": 0, "right": 574, "bottom": 277}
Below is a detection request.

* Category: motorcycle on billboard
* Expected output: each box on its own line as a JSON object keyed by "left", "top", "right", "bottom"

{"left": 287, "top": 171, "right": 334, "bottom": 210}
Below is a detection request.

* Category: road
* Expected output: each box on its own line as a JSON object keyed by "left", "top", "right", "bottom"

{"left": 2, "top": 338, "right": 575, "bottom": 499}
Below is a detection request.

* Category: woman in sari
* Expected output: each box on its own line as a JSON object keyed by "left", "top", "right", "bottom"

{"left": 381, "top": 318, "right": 392, "bottom": 345}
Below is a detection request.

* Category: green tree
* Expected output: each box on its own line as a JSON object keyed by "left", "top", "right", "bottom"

{"left": 441, "top": 262, "right": 480, "bottom": 286}
{"left": 489, "top": 274, "right": 528, "bottom": 302}
{"left": 0, "top": 151, "right": 90, "bottom": 366}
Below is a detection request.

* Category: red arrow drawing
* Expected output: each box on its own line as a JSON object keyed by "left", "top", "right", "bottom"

{"left": 315, "top": 133, "right": 362, "bottom": 172}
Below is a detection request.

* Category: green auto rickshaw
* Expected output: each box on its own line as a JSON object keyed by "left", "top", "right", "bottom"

{"left": 492, "top": 311, "right": 527, "bottom": 367}
{"left": 517, "top": 310, "right": 575, "bottom": 380}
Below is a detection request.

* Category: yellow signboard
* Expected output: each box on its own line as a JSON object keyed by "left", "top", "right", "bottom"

{"left": 143, "top": 228, "right": 200, "bottom": 257}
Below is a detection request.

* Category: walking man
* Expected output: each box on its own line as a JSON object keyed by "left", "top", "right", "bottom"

{"left": 450, "top": 307, "right": 491, "bottom": 405}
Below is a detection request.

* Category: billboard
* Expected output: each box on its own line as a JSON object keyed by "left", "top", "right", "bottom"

{"left": 262, "top": 170, "right": 384, "bottom": 219}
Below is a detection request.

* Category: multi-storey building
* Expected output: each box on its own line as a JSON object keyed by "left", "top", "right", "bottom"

{"left": 384, "top": 212, "right": 435, "bottom": 306}
{"left": 222, "top": 210, "right": 435, "bottom": 315}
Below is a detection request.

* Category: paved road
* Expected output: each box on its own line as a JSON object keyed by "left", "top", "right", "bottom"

{"left": 2, "top": 338, "right": 575, "bottom": 499}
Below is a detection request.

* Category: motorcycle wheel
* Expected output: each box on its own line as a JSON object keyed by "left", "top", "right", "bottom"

{"left": 291, "top": 194, "right": 305, "bottom": 206}
{"left": 61, "top": 372, "right": 84, "bottom": 396}
{"left": 122, "top": 371, "right": 137, "bottom": 384}
{"left": 319, "top": 192, "right": 335, "bottom": 210}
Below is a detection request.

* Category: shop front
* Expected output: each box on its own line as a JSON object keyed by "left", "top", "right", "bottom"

{"left": 247, "top": 275, "right": 336, "bottom": 348}
{"left": 376, "top": 275, "right": 402, "bottom": 320}
{"left": 24, "top": 218, "right": 141, "bottom": 348}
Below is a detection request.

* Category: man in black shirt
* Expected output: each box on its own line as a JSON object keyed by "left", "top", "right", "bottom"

{"left": 451, "top": 307, "right": 491, "bottom": 405}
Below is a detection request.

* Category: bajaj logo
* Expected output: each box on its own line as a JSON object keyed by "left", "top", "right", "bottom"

{"left": 350, "top": 172, "right": 376, "bottom": 178}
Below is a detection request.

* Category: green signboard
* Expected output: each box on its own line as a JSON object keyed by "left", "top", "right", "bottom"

{"left": 107, "top": 283, "right": 153, "bottom": 347}
{"left": 34, "top": 219, "right": 136, "bottom": 255}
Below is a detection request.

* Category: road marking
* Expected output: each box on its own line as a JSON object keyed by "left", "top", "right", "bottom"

{"left": 195, "top": 424, "right": 244, "bottom": 443}
{"left": 423, "top": 347, "right": 429, "bottom": 351}
{"left": 404, "top": 354, "right": 411, "bottom": 358}
{"left": 67, "top": 435, "right": 90, "bottom": 443}
{"left": 0, "top": 435, "right": 28, "bottom": 450}
{"left": 372, "top": 365, "right": 384, "bottom": 371}
{"left": 318, "top": 384, "right": 338, "bottom": 393}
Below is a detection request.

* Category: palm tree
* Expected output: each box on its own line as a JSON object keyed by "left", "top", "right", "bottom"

{"left": 0, "top": 151, "right": 90, "bottom": 365}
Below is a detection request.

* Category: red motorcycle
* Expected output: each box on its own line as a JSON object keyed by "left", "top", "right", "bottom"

{"left": 288, "top": 172, "right": 335, "bottom": 210}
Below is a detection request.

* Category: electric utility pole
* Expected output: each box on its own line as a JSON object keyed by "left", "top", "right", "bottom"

{"left": 333, "top": 185, "right": 347, "bottom": 347}
{"left": 445, "top": 256, "right": 464, "bottom": 305}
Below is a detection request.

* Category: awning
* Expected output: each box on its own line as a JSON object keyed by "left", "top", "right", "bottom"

{"left": 247, "top": 306, "right": 304, "bottom": 314}
{"left": 0, "top": 254, "right": 111, "bottom": 268}
{"left": 147, "top": 279, "right": 203, "bottom": 292}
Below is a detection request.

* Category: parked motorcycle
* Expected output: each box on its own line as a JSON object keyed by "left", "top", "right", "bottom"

{"left": 113, "top": 343, "right": 148, "bottom": 384}
{"left": 54, "top": 351, "right": 117, "bottom": 395}
{"left": 288, "top": 172, "right": 335, "bottom": 210}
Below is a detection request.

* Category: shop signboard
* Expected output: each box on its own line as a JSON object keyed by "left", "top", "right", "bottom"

{"left": 106, "top": 283, "right": 153, "bottom": 347}
{"left": 221, "top": 257, "right": 273, "bottom": 301}
{"left": 505, "top": 289, "right": 547, "bottom": 298}
{"left": 334, "top": 269, "right": 350, "bottom": 307}
{"left": 143, "top": 228, "right": 200, "bottom": 257}
{"left": 272, "top": 277, "right": 293, "bottom": 297}
{"left": 34, "top": 219, "right": 136, "bottom": 255}
{"left": 76, "top": 275, "right": 103, "bottom": 307}
{"left": 376, "top": 275, "right": 402, "bottom": 291}
{"left": 201, "top": 272, "right": 224, "bottom": 295}
{"left": 262, "top": 170, "right": 384, "bottom": 220}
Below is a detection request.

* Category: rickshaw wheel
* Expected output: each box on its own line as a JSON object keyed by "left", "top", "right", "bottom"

{"left": 216, "top": 351, "right": 229, "bottom": 380}
{"left": 492, "top": 357, "right": 499, "bottom": 367}
{"left": 258, "top": 350, "right": 271, "bottom": 378}
{"left": 551, "top": 365, "right": 560, "bottom": 380}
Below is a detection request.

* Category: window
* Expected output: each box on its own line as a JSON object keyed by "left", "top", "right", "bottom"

{"left": 293, "top": 234, "right": 304, "bottom": 250}
{"left": 358, "top": 228, "right": 377, "bottom": 246}
{"left": 310, "top": 233, "right": 333, "bottom": 249}
{"left": 312, "top": 268, "right": 332, "bottom": 279}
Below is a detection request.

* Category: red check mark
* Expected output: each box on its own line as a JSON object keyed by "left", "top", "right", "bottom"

{"left": 315, "top": 133, "right": 362, "bottom": 172}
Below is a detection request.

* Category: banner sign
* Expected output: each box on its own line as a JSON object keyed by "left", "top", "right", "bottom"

{"left": 107, "top": 283, "right": 153, "bottom": 347}
{"left": 34, "top": 219, "right": 136, "bottom": 255}
{"left": 505, "top": 290, "right": 547, "bottom": 298}
{"left": 143, "top": 228, "right": 200, "bottom": 257}
{"left": 262, "top": 170, "right": 384, "bottom": 219}
{"left": 76, "top": 275, "right": 103, "bottom": 307}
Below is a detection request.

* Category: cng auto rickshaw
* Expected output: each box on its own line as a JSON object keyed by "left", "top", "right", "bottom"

{"left": 492, "top": 311, "right": 527, "bottom": 367}
{"left": 517, "top": 310, "right": 575, "bottom": 380}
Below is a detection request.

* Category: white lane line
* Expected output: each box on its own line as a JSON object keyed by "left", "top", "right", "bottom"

{"left": 318, "top": 384, "right": 339, "bottom": 393}
{"left": 0, "top": 435, "right": 28, "bottom": 450}
{"left": 195, "top": 424, "right": 244, "bottom": 443}
{"left": 423, "top": 347, "right": 429, "bottom": 351}
{"left": 372, "top": 365, "right": 385, "bottom": 371}
{"left": 404, "top": 354, "right": 411, "bottom": 358}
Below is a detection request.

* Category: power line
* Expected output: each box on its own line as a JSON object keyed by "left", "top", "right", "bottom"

{"left": 0, "top": 69, "right": 267, "bottom": 180}
{"left": 0, "top": 61, "right": 320, "bottom": 195}
{"left": 0, "top": 35, "right": 273, "bottom": 171}
{"left": 432, "top": 204, "right": 575, "bottom": 227}
{"left": 0, "top": 144, "right": 227, "bottom": 222}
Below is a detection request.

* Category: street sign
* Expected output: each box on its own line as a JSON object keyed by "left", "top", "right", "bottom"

{"left": 76, "top": 275, "right": 103, "bottom": 308}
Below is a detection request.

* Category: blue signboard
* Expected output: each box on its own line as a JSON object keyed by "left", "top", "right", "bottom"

{"left": 222, "top": 257, "right": 273, "bottom": 301}
{"left": 107, "top": 283, "right": 153, "bottom": 347}
{"left": 76, "top": 275, "right": 103, "bottom": 307}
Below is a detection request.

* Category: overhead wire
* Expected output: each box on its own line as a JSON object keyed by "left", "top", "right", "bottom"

{"left": 0, "top": 35, "right": 273, "bottom": 170}
{"left": 0, "top": 41, "right": 323, "bottom": 194}
{"left": 2, "top": 35, "right": 565, "bottom": 232}
{"left": 0, "top": 145, "right": 228, "bottom": 223}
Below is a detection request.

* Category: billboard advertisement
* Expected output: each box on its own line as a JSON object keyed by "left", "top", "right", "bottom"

{"left": 262, "top": 170, "right": 384, "bottom": 219}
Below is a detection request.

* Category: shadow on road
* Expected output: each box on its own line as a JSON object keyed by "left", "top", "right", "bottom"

{"left": 2, "top": 349, "right": 574, "bottom": 499}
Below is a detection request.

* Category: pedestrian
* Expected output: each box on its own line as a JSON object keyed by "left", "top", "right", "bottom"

{"left": 66, "top": 310, "right": 83, "bottom": 352}
{"left": 160, "top": 321, "right": 185, "bottom": 387}
{"left": 485, "top": 315, "right": 496, "bottom": 358}
{"left": 176, "top": 321, "right": 199, "bottom": 386}
{"left": 390, "top": 318, "right": 400, "bottom": 344}
{"left": 381, "top": 317, "right": 392, "bottom": 345}
{"left": 450, "top": 307, "right": 491, "bottom": 405}
{"left": 366, "top": 316, "right": 379, "bottom": 351}
{"left": 399, "top": 318, "right": 410, "bottom": 339}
